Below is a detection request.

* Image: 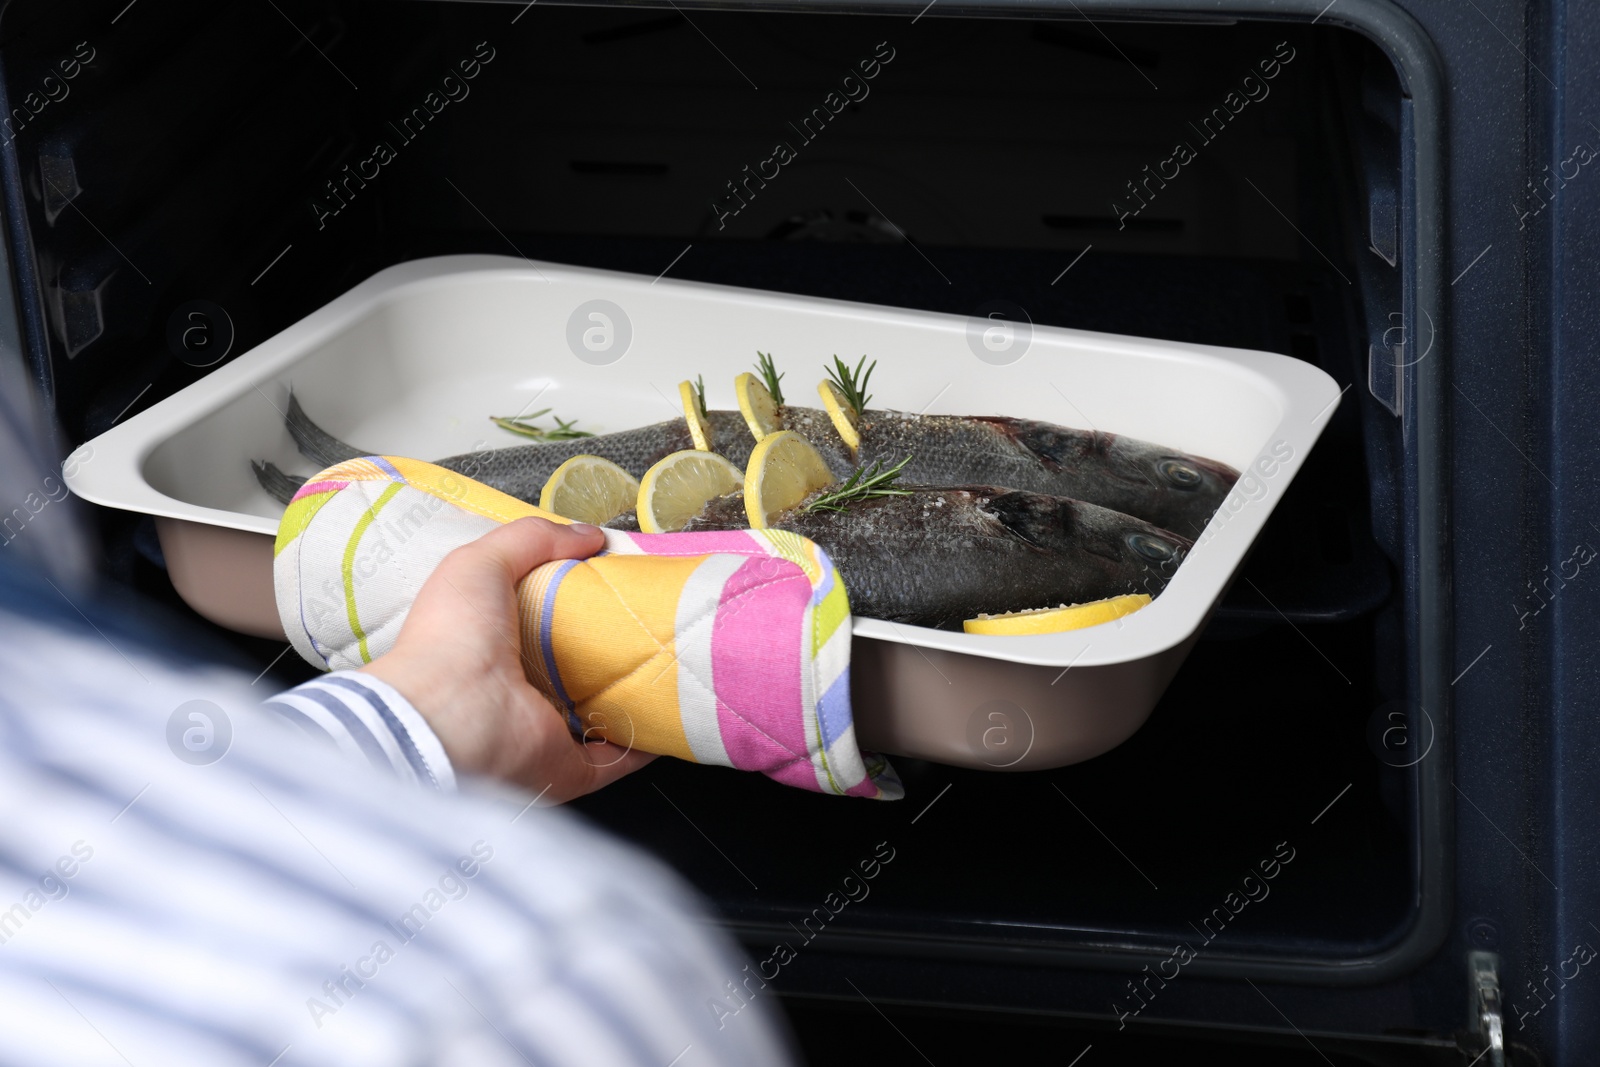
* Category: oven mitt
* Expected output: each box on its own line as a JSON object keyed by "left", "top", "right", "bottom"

{"left": 272, "top": 455, "right": 900, "bottom": 800}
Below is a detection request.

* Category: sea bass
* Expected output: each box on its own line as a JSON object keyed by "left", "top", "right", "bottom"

{"left": 253, "top": 394, "right": 760, "bottom": 505}
{"left": 680, "top": 485, "right": 1191, "bottom": 628}
{"left": 256, "top": 396, "right": 1237, "bottom": 536}
{"left": 776, "top": 404, "right": 1238, "bottom": 539}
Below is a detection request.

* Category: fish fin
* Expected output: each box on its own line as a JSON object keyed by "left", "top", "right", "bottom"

{"left": 286, "top": 392, "right": 367, "bottom": 467}
{"left": 983, "top": 490, "right": 1058, "bottom": 550}
{"left": 251, "top": 460, "right": 307, "bottom": 505}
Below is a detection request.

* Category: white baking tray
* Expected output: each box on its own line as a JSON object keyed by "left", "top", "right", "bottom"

{"left": 66, "top": 255, "right": 1339, "bottom": 770}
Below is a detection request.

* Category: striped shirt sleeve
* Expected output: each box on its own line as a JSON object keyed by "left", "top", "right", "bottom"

{"left": 0, "top": 602, "right": 795, "bottom": 1067}
{"left": 263, "top": 670, "right": 456, "bottom": 791}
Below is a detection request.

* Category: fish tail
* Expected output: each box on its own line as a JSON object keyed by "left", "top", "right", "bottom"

{"left": 251, "top": 460, "right": 306, "bottom": 505}
{"left": 287, "top": 392, "right": 367, "bottom": 467}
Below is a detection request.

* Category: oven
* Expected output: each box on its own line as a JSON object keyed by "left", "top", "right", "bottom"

{"left": 3, "top": 0, "right": 1590, "bottom": 1061}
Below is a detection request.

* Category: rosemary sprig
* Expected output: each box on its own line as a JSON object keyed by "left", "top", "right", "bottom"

{"left": 755, "top": 351, "right": 785, "bottom": 405}
{"left": 805, "top": 455, "right": 913, "bottom": 513}
{"left": 548, "top": 416, "right": 592, "bottom": 440}
{"left": 491, "top": 409, "right": 596, "bottom": 441}
{"left": 693, "top": 374, "right": 708, "bottom": 418}
{"left": 825, "top": 355, "right": 876, "bottom": 417}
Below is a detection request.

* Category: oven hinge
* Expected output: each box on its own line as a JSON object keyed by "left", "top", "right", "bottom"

{"left": 1469, "top": 951, "right": 1506, "bottom": 1066}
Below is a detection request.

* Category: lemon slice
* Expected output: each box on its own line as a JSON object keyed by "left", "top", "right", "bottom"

{"left": 637, "top": 450, "right": 742, "bottom": 533}
{"left": 817, "top": 379, "right": 862, "bottom": 451}
{"left": 744, "top": 430, "right": 836, "bottom": 528}
{"left": 679, "top": 379, "right": 713, "bottom": 451}
{"left": 538, "top": 455, "right": 640, "bottom": 525}
{"left": 963, "top": 594, "right": 1152, "bottom": 636}
{"left": 735, "top": 371, "right": 782, "bottom": 441}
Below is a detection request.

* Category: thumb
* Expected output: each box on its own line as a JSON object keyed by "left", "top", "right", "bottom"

{"left": 446, "top": 517, "right": 607, "bottom": 587}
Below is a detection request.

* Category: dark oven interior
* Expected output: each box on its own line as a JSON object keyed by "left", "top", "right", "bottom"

{"left": 1, "top": 0, "right": 1435, "bottom": 1038}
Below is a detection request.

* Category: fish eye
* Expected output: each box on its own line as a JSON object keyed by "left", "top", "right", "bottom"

{"left": 1126, "top": 532, "right": 1177, "bottom": 562}
{"left": 1158, "top": 458, "right": 1203, "bottom": 490}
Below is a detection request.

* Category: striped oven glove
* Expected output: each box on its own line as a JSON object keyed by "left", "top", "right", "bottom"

{"left": 272, "top": 455, "right": 901, "bottom": 800}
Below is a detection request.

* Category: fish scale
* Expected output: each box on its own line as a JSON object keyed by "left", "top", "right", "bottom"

{"left": 421, "top": 412, "right": 756, "bottom": 503}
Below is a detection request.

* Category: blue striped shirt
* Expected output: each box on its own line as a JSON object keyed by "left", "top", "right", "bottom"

{"left": 0, "top": 583, "right": 794, "bottom": 1066}
{"left": 263, "top": 672, "right": 456, "bottom": 792}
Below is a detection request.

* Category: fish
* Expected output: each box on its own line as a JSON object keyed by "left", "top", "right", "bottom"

{"left": 253, "top": 396, "right": 1191, "bottom": 626}
{"left": 775, "top": 404, "right": 1237, "bottom": 539}
{"left": 255, "top": 395, "right": 1238, "bottom": 537}
{"left": 253, "top": 394, "right": 759, "bottom": 505}
{"left": 679, "top": 484, "right": 1191, "bottom": 629}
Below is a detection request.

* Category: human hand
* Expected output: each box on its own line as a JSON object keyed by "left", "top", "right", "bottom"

{"left": 359, "top": 517, "right": 655, "bottom": 802}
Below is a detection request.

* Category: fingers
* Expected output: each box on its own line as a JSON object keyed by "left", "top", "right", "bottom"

{"left": 579, "top": 745, "right": 658, "bottom": 794}
{"left": 537, "top": 741, "right": 658, "bottom": 805}
{"left": 445, "top": 517, "right": 606, "bottom": 588}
